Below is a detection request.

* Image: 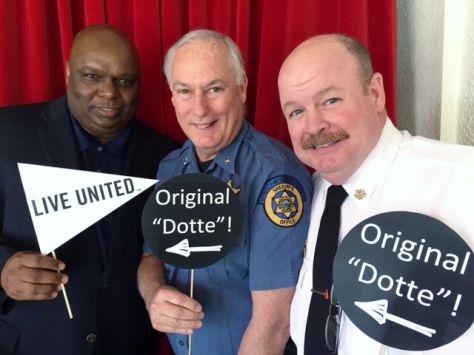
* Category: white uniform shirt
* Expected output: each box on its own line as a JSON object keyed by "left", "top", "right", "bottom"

{"left": 291, "top": 119, "right": 474, "bottom": 355}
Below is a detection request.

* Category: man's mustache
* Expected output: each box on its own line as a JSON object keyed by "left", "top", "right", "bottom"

{"left": 302, "top": 130, "right": 349, "bottom": 149}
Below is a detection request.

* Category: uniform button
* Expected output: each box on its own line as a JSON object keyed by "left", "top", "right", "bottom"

{"left": 97, "top": 146, "right": 103, "bottom": 152}
{"left": 96, "top": 169, "right": 102, "bottom": 173}
{"left": 101, "top": 280, "right": 108, "bottom": 288}
{"left": 86, "top": 333, "right": 97, "bottom": 343}
{"left": 178, "top": 340, "right": 185, "bottom": 346}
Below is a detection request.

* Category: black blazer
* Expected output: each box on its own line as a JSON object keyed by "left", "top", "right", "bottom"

{"left": 0, "top": 96, "right": 180, "bottom": 355}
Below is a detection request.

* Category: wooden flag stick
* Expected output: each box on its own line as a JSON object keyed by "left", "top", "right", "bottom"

{"left": 51, "top": 250, "right": 73, "bottom": 319}
{"left": 188, "top": 268, "right": 195, "bottom": 355}
{"left": 378, "top": 345, "right": 386, "bottom": 355}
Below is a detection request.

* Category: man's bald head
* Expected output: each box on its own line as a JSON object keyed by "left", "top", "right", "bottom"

{"left": 66, "top": 24, "right": 141, "bottom": 144}
{"left": 69, "top": 25, "right": 140, "bottom": 74}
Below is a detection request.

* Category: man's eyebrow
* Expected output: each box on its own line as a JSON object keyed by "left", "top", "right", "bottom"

{"left": 173, "top": 79, "right": 225, "bottom": 87}
{"left": 282, "top": 86, "right": 339, "bottom": 110}
{"left": 205, "top": 79, "right": 226, "bottom": 87}
{"left": 172, "top": 80, "right": 188, "bottom": 88}
{"left": 77, "top": 66, "right": 103, "bottom": 74}
{"left": 115, "top": 73, "right": 138, "bottom": 80}
{"left": 172, "top": 79, "right": 227, "bottom": 89}
{"left": 317, "top": 86, "right": 337, "bottom": 95}
{"left": 282, "top": 100, "right": 299, "bottom": 111}
{"left": 77, "top": 66, "right": 137, "bottom": 79}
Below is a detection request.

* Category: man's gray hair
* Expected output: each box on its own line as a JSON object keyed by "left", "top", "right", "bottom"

{"left": 163, "top": 29, "right": 246, "bottom": 89}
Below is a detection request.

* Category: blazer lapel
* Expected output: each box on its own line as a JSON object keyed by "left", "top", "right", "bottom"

{"left": 37, "top": 96, "right": 81, "bottom": 170}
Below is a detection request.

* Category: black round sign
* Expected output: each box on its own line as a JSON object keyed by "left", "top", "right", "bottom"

{"left": 142, "top": 174, "right": 243, "bottom": 269}
{"left": 333, "top": 211, "right": 474, "bottom": 351}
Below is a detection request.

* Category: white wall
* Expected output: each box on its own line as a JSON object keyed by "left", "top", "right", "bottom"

{"left": 453, "top": 1, "right": 474, "bottom": 145}
{"left": 397, "top": 0, "right": 474, "bottom": 146}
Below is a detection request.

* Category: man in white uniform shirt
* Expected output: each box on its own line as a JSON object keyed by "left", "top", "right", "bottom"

{"left": 278, "top": 33, "right": 474, "bottom": 354}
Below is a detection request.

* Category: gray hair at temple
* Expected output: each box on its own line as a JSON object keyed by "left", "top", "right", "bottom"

{"left": 163, "top": 29, "right": 246, "bottom": 90}
{"left": 333, "top": 34, "right": 374, "bottom": 94}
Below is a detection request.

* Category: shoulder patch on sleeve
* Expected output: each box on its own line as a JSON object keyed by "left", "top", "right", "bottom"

{"left": 258, "top": 175, "right": 306, "bottom": 228}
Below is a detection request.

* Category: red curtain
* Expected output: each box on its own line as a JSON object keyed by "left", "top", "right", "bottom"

{"left": 0, "top": 0, "right": 396, "bottom": 147}
{"left": 0, "top": 2, "right": 395, "bottom": 353}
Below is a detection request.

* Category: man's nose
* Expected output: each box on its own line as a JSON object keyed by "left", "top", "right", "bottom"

{"left": 193, "top": 92, "right": 209, "bottom": 117}
{"left": 98, "top": 79, "right": 120, "bottom": 99}
{"left": 305, "top": 108, "right": 329, "bottom": 134}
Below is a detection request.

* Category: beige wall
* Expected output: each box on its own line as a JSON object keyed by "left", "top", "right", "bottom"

{"left": 397, "top": 0, "right": 474, "bottom": 146}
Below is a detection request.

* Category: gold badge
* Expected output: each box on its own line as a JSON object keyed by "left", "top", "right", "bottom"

{"left": 262, "top": 176, "right": 304, "bottom": 227}
{"left": 354, "top": 189, "right": 366, "bottom": 200}
{"left": 227, "top": 180, "right": 240, "bottom": 194}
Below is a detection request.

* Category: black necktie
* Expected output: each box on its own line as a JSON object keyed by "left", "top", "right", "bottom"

{"left": 304, "top": 185, "right": 348, "bottom": 354}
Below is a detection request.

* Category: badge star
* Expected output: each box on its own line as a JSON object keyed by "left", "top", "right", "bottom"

{"left": 274, "top": 192, "right": 296, "bottom": 217}
{"left": 224, "top": 157, "right": 231, "bottom": 164}
{"left": 354, "top": 189, "right": 366, "bottom": 200}
{"left": 227, "top": 180, "right": 240, "bottom": 194}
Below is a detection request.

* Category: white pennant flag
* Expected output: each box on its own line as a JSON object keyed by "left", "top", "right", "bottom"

{"left": 18, "top": 163, "right": 158, "bottom": 255}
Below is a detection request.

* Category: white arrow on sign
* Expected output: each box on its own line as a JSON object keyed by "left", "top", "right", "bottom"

{"left": 355, "top": 299, "right": 437, "bottom": 337}
{"left": 165, "top": 239, "right": 223, "bottom": 257}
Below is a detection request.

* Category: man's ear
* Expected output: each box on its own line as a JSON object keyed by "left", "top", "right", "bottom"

{"left": 65, "top": 62, "right": 70, "bottom": 86}
{"left": 171, "top": 90, "right": 176, "bottom": 108}
{"left": 369, "top": 73, "right": 386, "bottom": 112}
{"left": 240, "top": 75, "right": 248, "bottom": 104}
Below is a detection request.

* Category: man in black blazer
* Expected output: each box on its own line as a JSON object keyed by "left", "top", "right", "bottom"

{"left": 0, "top": 25, "right": 179, "bottom": 354}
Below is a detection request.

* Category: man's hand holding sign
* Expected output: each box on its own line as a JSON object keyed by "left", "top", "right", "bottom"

{"left": 0, "top": 251, "right": 68, "bottom": 301}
